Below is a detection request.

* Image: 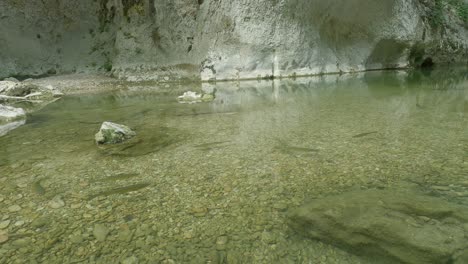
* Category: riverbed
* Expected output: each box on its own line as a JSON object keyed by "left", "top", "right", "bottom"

{"left": 0, "top": 69, "right": 466, "bottom": 263}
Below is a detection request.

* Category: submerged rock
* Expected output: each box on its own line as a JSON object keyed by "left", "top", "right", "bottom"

{"left": 95, "top": 122, "right": 136, "bottom": 144}
{"left": 0, "top": 120, "right": 26, "bottom": 137}
{"left": 289, "top": 188, "right": 468, "bottom": 264}
{"left": 93, "top": 224, "right": 109, "bottom": 242}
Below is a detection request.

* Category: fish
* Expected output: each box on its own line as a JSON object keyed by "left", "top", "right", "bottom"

{"left": 274, "top": 139, "right": 319, "bottom": 155}
{"left": 32, "top": 179, "right": 46, "bottom": 195}
{"left": 88, "top": 183, "right": 151, "bottom": 200}
{"left": 352, "top": 131, "right": 378, "bottom": 138}
{"left": 274, "top": 145, "right": 319, "bottom": 154}
{"left": 194, "top": 141, "right": 231, "bottom": 149}
{"left": 93, "top": 173, "right": 139, "bottom": 183}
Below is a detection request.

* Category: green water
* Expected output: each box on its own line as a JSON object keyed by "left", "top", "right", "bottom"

{"left": 0, "top": 69, "right": 466, "bottom": 263}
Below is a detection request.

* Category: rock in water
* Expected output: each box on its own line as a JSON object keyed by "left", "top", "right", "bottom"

{"left": 177, "top": 91, "right": 215, "bottom": 103}
{"left": 178, "top": 91, "right": 202, "bottom": 104}
{"left": 0, "top": 105, "right": 26, "bottom": 123}
{"left": 289, "top": 188, "right": 468, "bottom": 264}
{"left": 95, "top": 122, "right": 136, "bottom": 144}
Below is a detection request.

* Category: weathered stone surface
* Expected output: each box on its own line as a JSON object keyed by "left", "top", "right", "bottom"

{"left": 0, "top": 1, "right": 466, "bottom": 81}
{"left": 95, "top": 122, "right": 136, "bottom": 144}
{"left": 289, "top": 188, "right": 468, "bottom": 264}
{"left": 93, "top": 224, "right": 109, "bottom": 242}
{"left": 0, "top": 81, "right": 17, "bottom": 94}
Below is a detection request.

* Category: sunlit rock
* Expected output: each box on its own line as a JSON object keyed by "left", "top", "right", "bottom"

{"left": 0, "top": 105, "right": 26, "bottom": 124}
{"left": 178, "top": 91, "right": 202, "bottom": 103}
{"left": 0, "top": 81, "right": 16, "bottom": 94}
{"left": 178, "top": 91, "right": 215, "bottom": 104}
{"left": 95, "top": 122, "right": 136, "bottom": 144}
{"left": 290, "top": 188, "right": 468, "bottom": 264}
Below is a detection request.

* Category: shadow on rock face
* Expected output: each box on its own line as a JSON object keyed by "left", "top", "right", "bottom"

{"left": 289, "top": 187, "right": 468, "bottom": 264}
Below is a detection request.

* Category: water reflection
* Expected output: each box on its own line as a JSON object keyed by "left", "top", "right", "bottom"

{"left": 0, "top": 68, "right": 466, "bottom": 263}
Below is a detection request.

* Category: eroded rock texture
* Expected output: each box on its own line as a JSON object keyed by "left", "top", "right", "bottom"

{"left": 0, "top": 0, "right": 467, "bottom": 81}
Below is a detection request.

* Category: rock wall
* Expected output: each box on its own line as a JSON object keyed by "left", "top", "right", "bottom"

{"left": 0, "top": 0, "right": 467, "bottom": 81}
{"left": 0, "top": 0, "right": 113, "bottom": 79}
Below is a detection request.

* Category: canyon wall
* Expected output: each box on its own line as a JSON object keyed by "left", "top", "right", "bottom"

{"left": 0, "top": 0, "right": 467, "bottom": 81}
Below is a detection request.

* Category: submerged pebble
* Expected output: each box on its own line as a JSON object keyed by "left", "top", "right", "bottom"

{"left": 8, "top": 205, "right": 21, "bottom": 212}
{"left": 93, "top": 224, "right": 109, "bottom": 242}
{"left": 190, "top": 206, "right": 208, "bottom": 217}
{"left": 0, "top": 220, "right": 10, "bottom": 229}
{"left": 48, "top": 196, "right": 65, "bottom": 209}
{"left": 0, "top": 231, "right": 8, "bottom": 244}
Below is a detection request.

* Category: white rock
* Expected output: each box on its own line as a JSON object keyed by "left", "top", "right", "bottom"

{"left": 0, "top": 81, "right": 17, "bottom": 94}
{"left": 14, "top": 220, "right": 24, "bottom": 227}
{"left": 0, "top": 105, "right": 26, "bottom": 122}
{"left": 178, "top": 91, "right": 202, "bottom": 104}
{"left": 95, "top": 122, "right": 136, "bottom": 144}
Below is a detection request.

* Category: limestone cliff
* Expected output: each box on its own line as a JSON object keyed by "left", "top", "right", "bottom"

{"left": 0, "top": 0, "right": 467, "bottom": 81}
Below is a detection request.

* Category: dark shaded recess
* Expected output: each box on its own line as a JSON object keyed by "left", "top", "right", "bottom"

{"left": 421, "top": 57, "right": 434, "bottom": 68}
{"left": 408, "top": 44, "right": 426, "bottom": 66}
{"left": 148, "top": 0, "right": 156, "bottom": 16}
{"left": 365, "top": 39, "right": 409, "bottom": 69}
{"left": 198, "top": 0, "right": 204, "bottom": 5}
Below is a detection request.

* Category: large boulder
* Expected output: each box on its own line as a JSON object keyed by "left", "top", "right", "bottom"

{"left": 95, "top": 122, "right": 136, "bottom": 144}
{"left": 0, "top": 82, "right": 62, "bottom": 99}
{"left": 289, "top": 188, "right": 468, "bottom": 264}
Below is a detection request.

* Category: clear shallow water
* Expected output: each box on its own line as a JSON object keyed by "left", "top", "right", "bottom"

{"left": 0, "top": 69, "right": 466, "bottom": 263}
